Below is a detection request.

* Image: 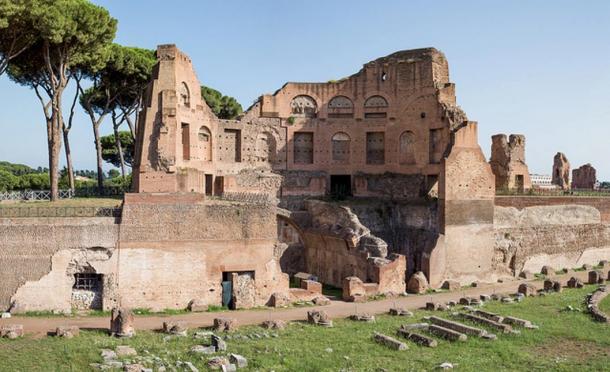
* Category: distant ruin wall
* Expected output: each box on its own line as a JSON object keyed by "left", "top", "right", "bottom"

{"left": 495, "top": 196, "right": 610, "bottom": 224}
{"left": 493, "top": 205, "right": 610, "bottom": 275}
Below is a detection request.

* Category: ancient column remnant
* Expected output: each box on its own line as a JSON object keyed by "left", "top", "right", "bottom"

{"left": 489, "top": 134, "right": 531, "bottom": 191}
{"left": 552, "top": 152, "right": 571, "bottom": 189}
{"left": 572, "top": 164, "right": 597, "bottom": 190}
{"left": 372, "top": 332, "right": 408, "bottom": 350}
{"left": 110, "top": 307, "right": 135, "bottom": 337}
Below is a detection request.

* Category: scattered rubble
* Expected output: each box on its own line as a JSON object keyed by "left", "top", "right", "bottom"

{"left": 0, "top": 324, "right": 23, "bottom": 339}
{"left": 55, "top": 325, "right": 79, "bottom": 339}
{"left": 214, "top": 318, "right": 237, "bottom": 332}
{"left": 372, "top": 332, "right": 408, "bottom": 350}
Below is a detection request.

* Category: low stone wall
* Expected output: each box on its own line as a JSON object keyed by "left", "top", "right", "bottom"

{"left": 495, "top": 196, "right": 610, "bottom": 224}
{"left": 493, "top": 205, "right": 610, "bottom": 276}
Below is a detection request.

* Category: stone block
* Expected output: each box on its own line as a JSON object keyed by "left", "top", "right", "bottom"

{"left": 396, "top": 329, "right": 438, "bottom": 347}
{"left": 0, "top": 324, "right": 23, "bottom": 339}
{"left": 349, "top": 313, "right": 375, "bottom": 322}
{"left": 582, "top": 263, "right": 594, "bottom": 271}
{"left": 116, "top": 345, "right": 137, "bottom": 357}
{"left": 372, "top": 332, "right": 408, "bottom": 350}
{"left": 518, "top": 283, "right": 536, "bottom": 296}
{"left": 300, "top": 280, "right": 322, "bottom": 294}
{"left": 212, "top": 334, "right": 227, "bottom": 351}
{"left": 162, "top": 320, "right": 188, "bottom": 336}
{"left": 307, "top": 310, "right": 332, "bottom": 327}
{"left": 427, "top": 324, "right": 467, "bottom": 342}
{"left": 541, "top": 265, "right": 556, "bottom": 276}
{"left": 407, "top": 272, "right": 429, "bottom": 294}
{"left": 294, "top": 272, "right": 316, "bottom": 287}
{"left": 191, "top": 345, "right": 216, "bottom": 354}
{"left": 567, "top": 277, "right": 584, "bottom": 288}
{"left": 110, "top": 308, "right": 135, "bottom": 338}
{"left": 472, "top": 309, "right": 504, "bottom": 323}
{"left": 213, "top": 318, "right": 237, "bottom": 332}
{"left": 428, "top": 316, "right": 487, "bottom": 337}
{"left": 188, "top": 299, "right": 208, "bottom": 312}
{"left": 124, "top": 364, "right": 145, "bottom": 372}
{"left": 456, "top": 313, "right": 512, "bottom": 333}
{"left": 342, "top": 276, "right": 366, "bottom": 302}
{"left": 261, "top": 320, "right": 286, "bottom": 330}
{"left": 519, "top": 270, "right": 534, "bottom": 280}
{"left": 207, "top": 357, "right": 229, "bottom": 370}
{"left": 589, "top": 270, "right": 604, "bottom": 284}
{"left": 442, "top": 280, "right": 460, "bottom": 291}
{"left": 502, "top": 316, "right": 538, "bottom": 329}
{"left": 229, "top": 354, "right": 248, "bottom": 369}
{"left": 221, "top": 364, "right": 237, "bottom": 372}
{"left": 389, "top": 307, "right": 413, "bottom": 317}
{"left": 269, "top": 292, "right": 291, "bottom": 308}
{"left": 55, "top": 326, "right": 79, "bottom": 338}
{"left": 312, "top": 296, "right": 330, "bottom": 306}
{"left": 599, "top": 260, "right": 609, "bottom": 269}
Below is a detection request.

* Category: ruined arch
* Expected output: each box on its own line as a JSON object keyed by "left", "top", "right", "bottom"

{"left": 331, "top": 132, "right": 350, "bottom": 164}
{"left": 198, "top": 126, "right": 212, "bottom": 161}
{"left": 290, "top": 95, "right": 317, "bottom": 118}
{"left": 399, "top": 130, "right": 416, "bottom": 165}
{"left": 276, "top": 214, "right": 306, "bottom": 275}
{"left": 328, "top": 96, "right": 354, "bottom": 118}
{"left": 179, "top": 82, "right": 190, "bottom": 107}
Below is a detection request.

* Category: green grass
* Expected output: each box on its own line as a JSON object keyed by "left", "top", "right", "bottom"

{"left": 321, "top": 284, "right": 342, "bottom": 298}
{"left": 0, "top": 197, "right": 122, "bottom": 208}
{"left": 1, "top": 286, "right": 609, "bottom": 371}
{"left": 599, "top": 293, "right": 610, "bottom": 314}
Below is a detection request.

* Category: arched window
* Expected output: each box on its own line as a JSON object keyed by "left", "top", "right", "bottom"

{"left": 328, "top": 96, "right": 354, "bottom": 118}
{"left": 331, "top": 132, "right": 350, "bottom": 163}
{"left": 179, "top": 82, "right": 190, "bottom": 107}
{"left": 198, "top": 126, "right": 212, "bottom": 161}
{"left": 399, "top": 131, "right": 416, "bottom": 165}
{"left": 290, "top": 95, "right": 317, "bottom": 118}
{"left": 364, "top": 95, "right": 388, "bottom": 119}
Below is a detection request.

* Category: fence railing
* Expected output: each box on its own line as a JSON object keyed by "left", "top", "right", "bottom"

{"left": 0, "top": 206, "right": 122, "bottom": 218}
{"left": 496, "top": 188, "right": 610, "bottom": 197}
{"left": 0, "top": 186, "right": 128, "bottom": 202}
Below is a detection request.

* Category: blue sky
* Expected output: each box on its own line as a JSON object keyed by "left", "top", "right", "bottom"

{"left": 0, "top": 0, "right": 608, "bottom": 180}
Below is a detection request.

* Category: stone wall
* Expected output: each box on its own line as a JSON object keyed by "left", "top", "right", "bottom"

{"left": 493, "top": 204, "right": 610, "bottom": 275}
{"left": 495, "top": 196, "right": 610, "bottom": 224}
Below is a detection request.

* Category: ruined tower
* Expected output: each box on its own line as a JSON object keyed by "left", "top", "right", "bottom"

{"left": 489, "top": 134, "right": 531, "bottom": 191}
{"left": 552, "top": 152, "right": 570, "bottom": 190}
{"left": 572, "top": 163, "right": 597, "bottom": 190}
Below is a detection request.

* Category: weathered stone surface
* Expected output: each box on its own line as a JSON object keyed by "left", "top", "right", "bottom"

{"left": 229, "top": 354, "right": 248, "bottom": 368}
{"left": 0, "top": 324, "right": 23, "bottom": 339}
{"left": 307, "top": 310, "right": 333, "bottom": 327}
{"left": 407, "top": 272, "right": 429, "bottom": 294}
{"left": 342, "top": 276, "right": 366, "bottom": 302}
{"left": 541, "top": 265, "right": 556, "bottom": 276}
{"left": 502, "top": 316, "right": 538, "bottom": 329}
{"left": 221, "top": 364, "right": 237, "bottom": 372}
{"left": 572, "top": 164, "right": 596, "bottom": 190}
{"left": 442, "top": 280, "right": 460, "bottom": 291}
{"left": 55, "top": 325, "right": 79, "bottom": 338}
{"left": 389, "top": 307, "right": 413, "bottom": 317}
{"left": 372, "top": 332, "right": 408, "bottom": 350}
{"left": 116, "top": 345, "right": 137, "bottom": 357}
{"left": 489, "top": 134, "right": 531, "bottom": 191}
{"left": 188, "top": 299, "right": 208, "bottom": 312}
{"left": 213, "top": 318, "right": 237, "bottom": 332}
{"left": 100, "top": 349, "right": 117, "bottom": 361}
{"left": 587, "top": 286, "right": 609, "bottom": 323}
{"left": 396, "top": 329, "right": 438, "bottom": 347}
{"left": 471, "top": 309, "right": 503, "bottom": 323}
{"left": 191, "top": 345, "right": 216, "bottom": 354}
{"left": 212, "top": 334, "right": 227, "bottom": 351}
{"left": 427, "top": 324, "right": 467, "bottom": 342}
{"left": 207, "top": 357, "right": 229, "bottom": 370}
{"left": 456, "top": 313, "right": 512, "bottom": 333}
{"left": 428, "top": 316, "right": 488, "bottom": 337}
{"left": 567, "top": 277, "right": 584, "bottom": 288}
{"left": 269, "top": 292, "right": 291, "bottom": 308}
{"left": 518, "top": 283, "right": 536, "bottom": 297}
{"left": 544, "top": 279, "right": 562, "bottom": 292}
{"left": 589, "top": 270, "right": 604, "bottom": 284}
{"left": 519, "top": 270, "right": 534, "bottom": 280}
{"left": 162, "top": 320, "right": 188, "bottom": 336}
{"left": 261, "top": 320, "right": 286, "bottom": 330}
{"left": 312, "top": 296, "right": 331, "bottom": 306}
{"left": 349, "top": 313, "right": 375, "bottom": 322}
{"left": 400, "top": 323, "right": 429, "bottom": 331}
{"left": 110, "top": 308, "right": 135, "bottom": 338}
{"left": 552, "top": 152, "right": 571, "bottom": 189}
{"left": 124, "top": 363, "right": 146, "bottom": 372}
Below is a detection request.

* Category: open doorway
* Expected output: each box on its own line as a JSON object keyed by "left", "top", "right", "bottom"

{"left": 221, "top": 271, "right": 256, "bottom": 310}
{"left": 330, "top": 175, "right": 352, "bottom": 199}
{"left": 205, "top": 174, "right": 213, "bottom": 195}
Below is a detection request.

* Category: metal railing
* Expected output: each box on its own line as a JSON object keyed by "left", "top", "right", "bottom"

{"left": 0, "top": 206, "right": 121, "bottom": 218}
{"left": 496, "top": 188, "right": 610, "bottom": 197}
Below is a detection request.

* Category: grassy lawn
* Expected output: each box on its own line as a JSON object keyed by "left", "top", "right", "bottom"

{"left": 600, "top": 292, "right": 610, "bottom": 314}
{"left": 0, "top": 197, "right": 122, "bottom": 208}
{"left": 0, "top": 286, "right": 609, "bottom": 371}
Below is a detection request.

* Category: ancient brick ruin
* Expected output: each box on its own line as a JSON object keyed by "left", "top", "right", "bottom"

{"left": 552, "top": 152, "right": 571, "bottom": 189}
{"left": 1, "top": 44, "right": 609, "bottom": 314}
{"left": 572, "top": 163, "right": 597, "bottom": 190}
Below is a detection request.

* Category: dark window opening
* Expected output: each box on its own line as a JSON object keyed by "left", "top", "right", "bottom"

{"left": 205, "top": 174, "right": 213, "bottom": 195}
{"left": 73, "top": 273, "right": 102, "bottom": 291}
{"left": 330, "top": 175, "right": 352, "bottom": 199}
{"left": 364, "top": 112, "right": 387, "bottom": 119}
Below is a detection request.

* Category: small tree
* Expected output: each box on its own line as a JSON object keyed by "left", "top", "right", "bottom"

{"left": 201, "top": 85, "right": 243, "bottom": 119}
{"left": 101, "top": 130, "right": 134, "bottom": 170}
{"left": 8, "top": 0, "right": 116, "bottom": 201}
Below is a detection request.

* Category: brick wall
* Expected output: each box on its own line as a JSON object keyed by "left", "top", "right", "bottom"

{"left": 495, "top": 196, "right": 610, "bottom": 224}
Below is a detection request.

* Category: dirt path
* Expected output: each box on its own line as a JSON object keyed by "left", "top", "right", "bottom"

{"left": 1, "top": 271, "right": 593, "bottom": 336}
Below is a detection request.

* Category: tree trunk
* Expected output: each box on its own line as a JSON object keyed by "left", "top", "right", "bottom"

{"left": 48, "top": 113, "right": 62, "bottom": 202}
{"left": 62, "top": 122, "right": 75, "bottom": 191}
{"left": 93, "top": 123, "right": 104, "bottom": 195}
{"left": 112, "top": 114, "right": 127, "bottom": 177}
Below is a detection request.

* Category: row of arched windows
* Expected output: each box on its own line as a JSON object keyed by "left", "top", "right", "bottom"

{"left": 290, "top": 94, "right": 388, "bottom": 118}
